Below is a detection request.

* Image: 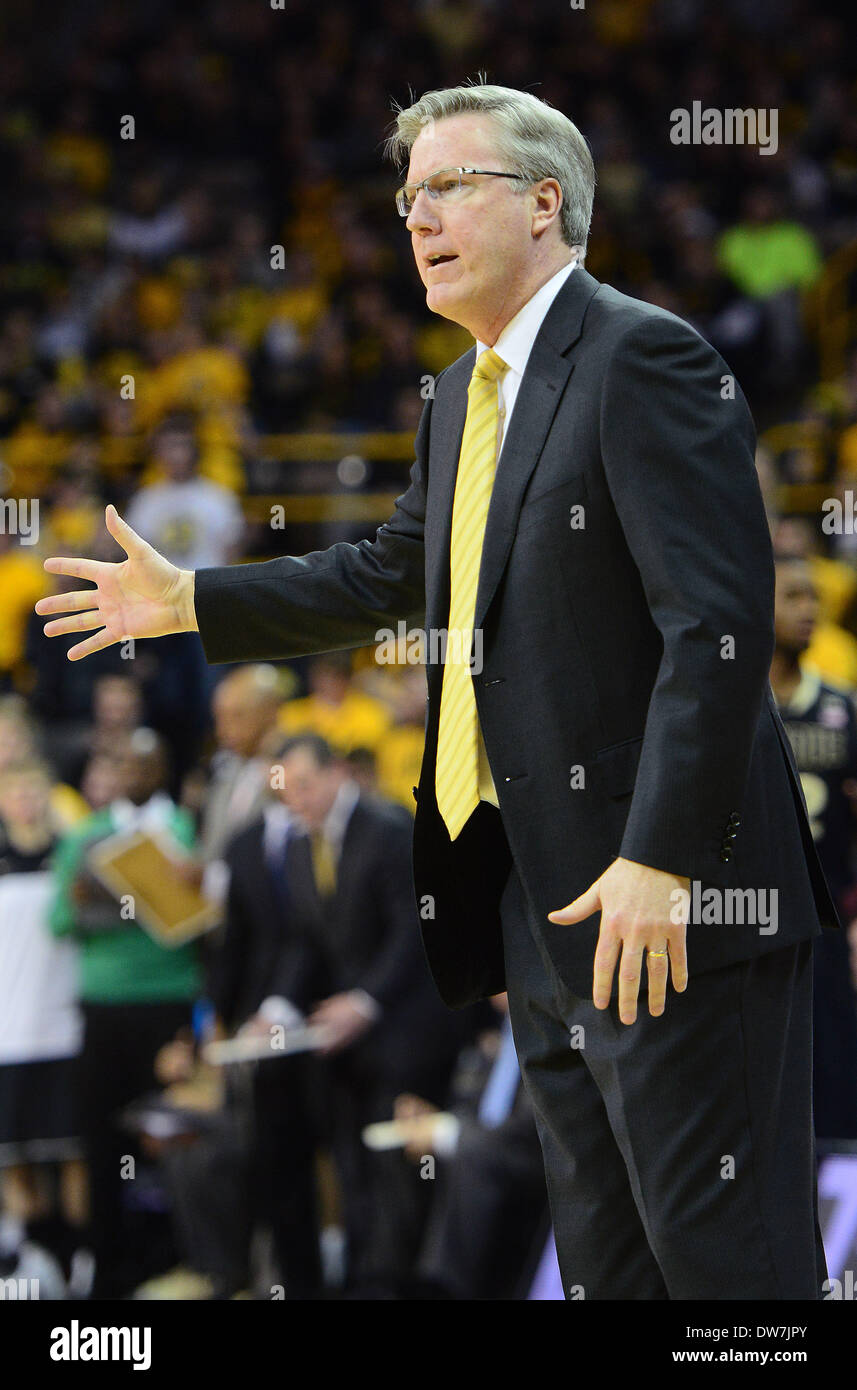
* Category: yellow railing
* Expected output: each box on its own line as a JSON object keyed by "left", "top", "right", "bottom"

{"left": 86, "top": 432, "right": 417, "bottom": 472}
{"left": 244, "top": 492, "right": 400, "bottom": 524}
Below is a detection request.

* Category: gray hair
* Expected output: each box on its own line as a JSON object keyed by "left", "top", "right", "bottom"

{"left": 384, "top": 82, "right": 596, "bottom": 256}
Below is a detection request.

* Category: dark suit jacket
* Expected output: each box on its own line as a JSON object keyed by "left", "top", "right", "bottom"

{"left": 274, "top": 792, "right": 470, "bottom": 1086}
{"left": 207, "top": 817, "right": 297, "bottom": 1030}
{"left": 194, "top": 266, "right": 839, "bottom": 1008}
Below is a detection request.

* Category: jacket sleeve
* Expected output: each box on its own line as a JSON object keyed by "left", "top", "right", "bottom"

{"left": 192, "top": 389, "right": 437, "bottom": 665}
{"left": 599, "top": 314, "right": 775, "bottom": 880}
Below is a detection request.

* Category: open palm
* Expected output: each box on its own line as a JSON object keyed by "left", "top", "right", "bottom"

{"left": 35, "top": 505, "right": 192, "bottom": 661}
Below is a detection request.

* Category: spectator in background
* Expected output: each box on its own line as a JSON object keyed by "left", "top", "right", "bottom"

{"left": 90, "top": 672, "right": 144, "bottom": 744}
{"left": 272, "top": 733, "right": 472, "bottom": 1293}
{"left": 0, "top": 697, "right": 88, "bottom": 830}
{"left": 45, "top": 453, "right": 104, "bottom": 555}
{"left": 0, "top": 526, "right": 49, "bottom": 693}
{"left": 194, "top": 664, "right": 289, "bottom": 870}
{"left": 49, "top": 727, "right": 200, "bottom": 1298}
{"left": 124, "top": 413, "right": 244, "bottom": 571}
{"left": 0, "top": 758, "right": 88, "bottom": 1292}
{"left": 716, "top": 184, "right": 823, "bottom": 399}
{"left": 117, "top": 423, "right": 229, "bottom": 780}
{"left": 770, "top": 554, "right": 857, "bottom": 1140}
{"left": 179, "top": 754, "right": 324, "bottom": 1298}
{"left": 374, "top": 663, "right": 430, "bottom": 813}
{"left": 51, "top": 672, "right": 144, "bottom": 792}
{"left": 394, "top": 996, "right": 547, "bottom": 1300}
{"left": 3, "top": 383, "right": 73, "bottom": 500}
{"left": 278, "top": 652, "right": 391, "bottom": 758}
{"left": 717, "top": 184, "right": 823, "bottom": 301}
{"left": 342, "top": 745, "right": 381, "bottom": 799}
{"left": 772, "top": 515, "right": 857, "bottom": 688}
{"left": 78, "top": 750, "right": 124, "bottom": 813}
{"left": 24, "top": 520, "right": 138, "bottom": 783}
{"left": 107, "top": 173, "right": 193, "bottom": 263}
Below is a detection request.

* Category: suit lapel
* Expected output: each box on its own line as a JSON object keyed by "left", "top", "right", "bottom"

{"left": 425, "top": 267, "right": 601, "bottom": 644}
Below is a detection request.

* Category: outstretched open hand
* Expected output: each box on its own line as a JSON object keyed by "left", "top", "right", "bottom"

{"left": 35, "top": 505, "right": 196, "bottom": 661}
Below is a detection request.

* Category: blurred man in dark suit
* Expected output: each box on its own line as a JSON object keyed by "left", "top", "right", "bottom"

{"left": 272, "top": 733, "right": 470, "bottom": 1290}
{"left": 394, "top": 996, "right": 547, "bottom": 1299}
{"left": 156, "top": 765, "right": 322, "bottom": 1299}
{"left": 769, "top": 554, "right": 857, "bottom": 1141}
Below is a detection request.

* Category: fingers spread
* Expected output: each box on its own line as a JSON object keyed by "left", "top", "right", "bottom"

{"left": 105, "top": 504, "right": 144, "bottom": 556}
{"left": 43, "top": 557, "right": 103, "bottom": 584}
{"left": 548, "top": 882, "right": 600, "bottom": 924}
{"left": 36, "top": 590, "right": 100, "bottom": 618}
{"left": 67, "top": 630, "right": 119, "bottom": 662}
{"left": 43, "top": 612, "right": 104, "bottom": 638}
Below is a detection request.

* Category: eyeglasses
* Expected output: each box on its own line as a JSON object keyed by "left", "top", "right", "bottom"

{"left": 395, "top": 167, "right": 525, "bottom": 218}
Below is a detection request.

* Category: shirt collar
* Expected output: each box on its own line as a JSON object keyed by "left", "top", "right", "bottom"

{"left": 263, "top": 800, "right": 294, "bottom": 859}
{"left": 109, "top": 790, "right": 174, "bottom": 833}
{"left": 475, "top": 258, "right": 578, "bottom": 379}
{"left": 322, "top": 777, "right": 360, "bottom": 848}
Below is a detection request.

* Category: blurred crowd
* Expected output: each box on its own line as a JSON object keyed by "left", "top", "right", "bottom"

{"left": 1, "top": 0, "right": 857, "bottom": 518}
{"left": 0, "top": 665, "right": 549, "bottom": 1299}
{"left": 2, "top": 0, "right": 857, "bottom": 1299}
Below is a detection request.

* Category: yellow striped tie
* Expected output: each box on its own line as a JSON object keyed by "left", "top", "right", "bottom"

{"left": 435, "top": 348, "right": 509, "bottom": 840}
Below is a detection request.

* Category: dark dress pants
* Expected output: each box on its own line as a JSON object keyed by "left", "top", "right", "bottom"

{"left": 498, "top": 847, "right": 828, "bottom": 1300}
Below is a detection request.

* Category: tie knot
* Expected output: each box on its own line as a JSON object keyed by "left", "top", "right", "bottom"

{"left": 472, "top": 348, "right": 508, "bottom": 384}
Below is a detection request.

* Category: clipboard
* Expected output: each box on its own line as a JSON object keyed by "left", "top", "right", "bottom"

{"left": 87, "top": 827, "right": 220, "bottom": 948}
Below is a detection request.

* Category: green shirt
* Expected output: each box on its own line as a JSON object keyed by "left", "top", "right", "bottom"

{"left": 716, "top": 221, "right": 822, "bottom": 299}
{"left": 49, "top": 802, "right": 201, "bottom": 1005}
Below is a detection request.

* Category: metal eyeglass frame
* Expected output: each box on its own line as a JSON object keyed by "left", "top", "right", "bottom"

{"left": 395, "top": 167, "right": 525, "bottom": 217}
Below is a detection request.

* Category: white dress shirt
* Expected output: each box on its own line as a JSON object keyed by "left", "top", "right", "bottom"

{"left": 317, "top": 777, "right": 361, "bottom": 857}
{"left": 475, "top": 257, "right": 578, "bottom": 460}
{"left": 470, "top": 258, "right": 579, "bottom": 806}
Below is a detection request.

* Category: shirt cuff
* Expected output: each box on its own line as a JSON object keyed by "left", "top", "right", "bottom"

{"left": 202, "top": 858, "right": 230, "bottom": 905}
{"left": 258, "top": 996, "right": 304, "bottom": 1029}
{"left": 347, "top": 989, "right": 381, "bottom": 1023}
{"left": 431, "top": 1113, "right": 462, "bottom": 1157}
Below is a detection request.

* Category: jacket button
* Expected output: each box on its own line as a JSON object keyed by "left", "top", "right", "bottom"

{"left": 719, "top": 847, "right": 733, "bottom": 863}
{"left": 724, "top": 828, "right": 738, "bottom": 841}
{"left": 728, "top": 812, "right": 741, "bottom": 826}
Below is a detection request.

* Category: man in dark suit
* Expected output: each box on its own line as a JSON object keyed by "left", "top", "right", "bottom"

{"left": 36, "top": 82, "right": 838, "bottom": 1298}
{"left": 268, "top": 732, "right": 471, "bottom": 1289}
{"left": 145, "top": 772, "right": 321, "bottom": 1298}
{"left": 394, "top": 1000, "right": 548, "bottom": 1300}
